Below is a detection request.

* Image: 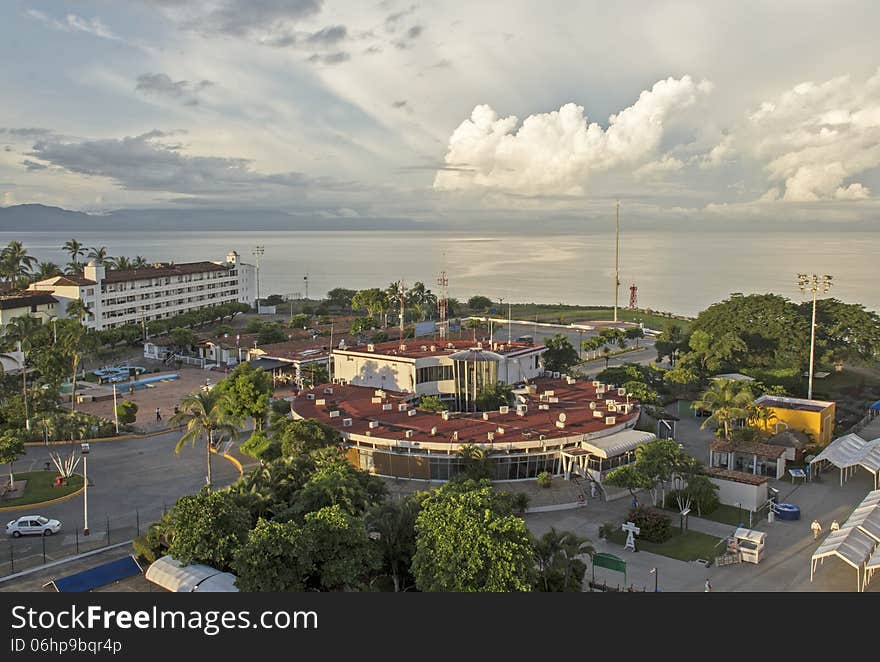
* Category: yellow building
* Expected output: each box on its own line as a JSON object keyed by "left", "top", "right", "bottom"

{"left": 754, "top": 394, "right": 836, "bottom": 446}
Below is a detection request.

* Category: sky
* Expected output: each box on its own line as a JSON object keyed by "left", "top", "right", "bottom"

{"left": 1, "top": 0, "right": 880, "bottom": 228}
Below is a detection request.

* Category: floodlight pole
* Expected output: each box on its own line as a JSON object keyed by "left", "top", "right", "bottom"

{"left": 798, "top": 274, "right": 832, "bottom": 400}
{"left": 81, "top": 443, "right": 90, "bottom": 536}
{"left": 614, "top": 200, "right": 620, "bottom": 324}
{"left": 112, "top": 383, "right": 119, "bottom": 434}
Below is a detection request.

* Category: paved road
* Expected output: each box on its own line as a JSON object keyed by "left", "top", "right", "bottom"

{"left": 1, "top": 431, "right": 248, "bottom": 577}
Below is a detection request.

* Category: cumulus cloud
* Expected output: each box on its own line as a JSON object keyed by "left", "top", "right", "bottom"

{"left": 26, "top": 9, "right": 121, "bottom": 41}
{"left": 307, "top": 25, "right": 347, "bottom": 45}
{"left": 736, "top": 68, "right": 880, "bottom": 201}
{"left": 135, "top": 73, "right": 214, "bottom": 106}
{"left": 306, "top": 52, "right": 350, "bottom": 65}
{"left": 25, "top": 130, "right": 316, "bottom": 195}
{"left": 434, "top": 75, "right": 711, "bottom": 194}
{"left": 634, "top": 155, "right": 684, "bottom": 180}
{"left": 384, "top": 5, "right": 417, "bottom": 32}
{"left": 22, "top": 159, "right": 49, "bottom": 171}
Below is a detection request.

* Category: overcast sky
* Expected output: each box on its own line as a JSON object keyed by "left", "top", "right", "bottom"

{"left": 1, "top": 0, "right": 880, "bottom": 227}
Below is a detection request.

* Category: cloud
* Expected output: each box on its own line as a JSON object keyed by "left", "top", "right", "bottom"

{"left": 25, "top": 130, "right": 317, "bottom": 195}
{"left": 0, "top": 128, "right": 54, "bottom": 138}
{"left": 135, "top": 73, "right": 214, "bottom": 106}
{"left": 393, "top": 24, "right": 424, "bottom": 49}
{"left": 180, "top": 0, "right": 322, "bottom": 38}
{"left": 734, "top": 68, "right": 880, "bottom": 201}
{"left": 391, "top": 100, "right": 408, "bottom": 108}
{"left": 307, "top": 25, "right": 347, "bottom": 45}
{"left": 434, "top": 75, "right": 712, "bottom": 195}
{"left": 306, "top": 52, "right": 350, "bottom": 65}
{"left": 384, "top": 5, "right": 417, "bottom": 32}
{"left": 25, "top": 9, "right": 121, "bottom": 41}
{"left": 634, "top": 155, "right": 684, "bottom": 180}
{"left": 22, "top": 159, "right": 49, "bottom": 171}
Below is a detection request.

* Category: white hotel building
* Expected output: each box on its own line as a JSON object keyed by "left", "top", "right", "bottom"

{"left": 28, "top": 251, "right": 257, "bottom": 331}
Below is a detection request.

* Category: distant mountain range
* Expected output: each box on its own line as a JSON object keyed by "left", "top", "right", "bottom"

{"left": 0, "top": 204, "right": 443, "bottom": 232}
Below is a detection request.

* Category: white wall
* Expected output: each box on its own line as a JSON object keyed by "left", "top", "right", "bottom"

{"left": 334, "top": 354, "right": 415, "bottom": 393}
{"left": 707, "top": 477, "right": 768, "bottom": 513}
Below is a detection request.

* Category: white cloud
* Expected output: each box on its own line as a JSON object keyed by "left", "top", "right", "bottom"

{"left": 739, "top": 68, "right": 880, "bottom": 201}
{"left": 634, "top": 155, "right": 684, "bottom": 180}
{"left": 26, "top": 9, "right": 121, "bottom": 41}
{"left": 433, "top": 76, "right": 711, "bottom": 194}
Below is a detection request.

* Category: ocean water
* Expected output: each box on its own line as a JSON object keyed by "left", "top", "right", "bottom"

{"left": 4, "top": 229, "right": 878, "bottom": 316}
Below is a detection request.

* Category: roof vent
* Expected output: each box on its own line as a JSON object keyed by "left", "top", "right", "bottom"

{"left": 405, "top": 430, "right": 414, "bottom": 439}
{"left": 368, "top": 420, "right": 380, "bottom": 429}
{"left": 421, "top": 345, "right": 428, "bottom": 351}
{"left": 605, "top": 416, "right": 616, "bottom": 425}
{"left": 499, "top": 406, "right": 509, "bottom": 414}
{"left": 589, "top": 402, "right": 596, "bottom": 410}
{"left": 342, "top": 418, "right": 352, "bottom": 427}
{"left": 482, "top": 412, "right": 490, "bottom": 420}
{"left": 329, "top": 410, "right": 340, "bottom": 418}
{"left": 617, "top": 388, "right": 626, "bottom": 396}
{"left": 555, "top": 420, "right": 565, "bottom": 429}
{"left": 516, "top": 405, "right": 527, "bottom": 416}
{"left": 607, "top": 403, "right": 617, "bottom": 412}
{"left": 594, "top": 410, "right": 604, "bottom": 418}
{"left": 496, "top": 426, "right": 505, "bottom": 435}
{"left": 382, "top": 403, "right": 392, "bottom": 411}
{"left": 367, "top": 344, "right": 375, "bottom": 352}
{"left": 430, "top": 426, "right": 438, "bottom": 436}
{"left": 476, "top": 342, "right": 483, "bottom": 349}
{"left": 548, "top": 397, "right": 559, "bottom": 403}
{"left": 407, "top": 408, "right": 417, "bottom": 417}
{"left": 553, "top": 371, "right": 561, "bottom": 378}
{"left": 306, "top": 393, "right": 315, "bottom": 400}
{"left": 487, "top": 432, "right": 495, "bottom": 442}
{"left": 592, "top": 381, "right": 601, "bottom": 387}
{"left": 374, "top": 389, "right": 386, "bottom": 397}
{"left": 543, "top": 390, "right": 555, "bottom": 397}
{"left": 315, "top": 398, "right": 326, "bottom": 406}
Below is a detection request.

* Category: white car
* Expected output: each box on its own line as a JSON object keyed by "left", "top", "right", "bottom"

{"left": 6, "top": 515, "right": 62, "bottom": 537}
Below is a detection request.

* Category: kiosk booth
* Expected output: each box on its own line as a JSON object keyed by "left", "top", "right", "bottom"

{"left": 733, "top": 528, "right": 767, "bottom": 564}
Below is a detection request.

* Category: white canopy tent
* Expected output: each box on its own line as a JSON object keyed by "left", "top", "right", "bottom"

{"left": 809, "top": 434, "right": 880, "bottom": 488}
{"left": 810, "top": 490, "right": 880, "bottom": 591}
{"left": 145, "top": 555, "right": 240, "bottom": 593}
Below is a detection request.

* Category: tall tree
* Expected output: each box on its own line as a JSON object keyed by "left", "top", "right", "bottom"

{"left": 366, "top": 498, "right": 420, "bottom": 592}
{"left": 34, "top": 261, "right": 63, "bottom": 281}
{"left": 170, "top": 389, "right": 240, "bottom": 490}
{"left": 3, "top": 315, "right": 42, "bottom": 432}
{"left": 1, "top": 241, "right": 37, "bottom": 286}
{"left": 214, "top": 362, "right": 273, "bottom": 432}
{"left": 0, "top": 431, "right": 25, "bottom": 488}
{"left": 412, "top": 481, "right": 535, "bottom": 592}
{"left": 166, "top": 489, "right": 251, "bottom": 570}
{"left": 542, "top": 334, "right": 580, "bottom": 373}
{"left": 692, "top": 378, "right": 755, "bottom": 440}
{"left": 533, "top": 528, "right": 594, "bottom": 592}
{"left": 87, "top": 246, "right": 108, "bottom": 264}
{"left": 63, "top": 239, "right": 85, "bottom": 272}
{"left": 132, "top": 255, "right": 149, "bottom": 269}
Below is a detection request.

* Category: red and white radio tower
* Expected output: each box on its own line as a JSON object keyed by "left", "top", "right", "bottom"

{"left": 437, "top": 270, "right": 449, "bottom": 339}
{"left": 628, "top": 284, "right": 638, "bottom": 310}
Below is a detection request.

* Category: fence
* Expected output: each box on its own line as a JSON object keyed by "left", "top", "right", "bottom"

{"left": 588, "top": 580, "right": 647, "bottom": 592}
{"left": 1, "top": 504, "right": 170, "bottom": 580}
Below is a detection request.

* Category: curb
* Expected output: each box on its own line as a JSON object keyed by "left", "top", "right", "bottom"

{"left": 0, "top": 474, "right": 85, "bottom": 513}
{"left": 24, "top": 426, "right": 184, "bottom": 448}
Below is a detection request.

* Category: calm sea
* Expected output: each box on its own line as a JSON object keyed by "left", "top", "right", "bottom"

{"left": 4, "top": 229, "right": 878, "bottom": 316}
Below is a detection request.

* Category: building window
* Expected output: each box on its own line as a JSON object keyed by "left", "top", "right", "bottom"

{"left": 416, "top": 365, "right": 454, "bottom": 384}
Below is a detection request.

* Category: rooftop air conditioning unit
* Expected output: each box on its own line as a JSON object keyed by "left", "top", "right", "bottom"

{"left": 316, "top": 398, "right": 326, "bottom": 406}
{"left": 593, "top": 410, "right": 604, "bottom": 418}
{"left": 553, "top": 371, "right": 561, "bottom": 378}
{"left": 606, "top": 399, "right": 616, "bottom": 407}
{"left": 369, "top": 420, "right": 380, "bottom": 429}
{"left": 399, "top": 344, "right": 407, "bottom": 351}
{"left": 329, "top": 410, "right": 340, "bottom": 418}
{"left": 544, "top": 390, "right": 555, "bottom": 397}
{"left": 516, "top": 405, "right": 528, "bottom": 416}
{"left": 306, "top": 393, "right": 315, "bottom": 400}
{"left": 618, "top": 388, "right": 626, "bottom": 396}
{"left": 487, "top": 432, "right": 495, "bottom": 442}
{"left": 555, "top": 420, "right": 565, "bottom": 429}
{"left": 407, "top": 409, "right": 417, "bottom": 417}
{"left": 452, "top": 431, "right": 459, "bottom": 441}
{"left": 607, "top": 403, "right": 617, "bottom": 412}
{"left": 430, "top": 426, "right": 438, "bottom": 436}
{"left": 374, "top": 389, "right": 386, "bottom": 398}
{"left": 482, "top": 412, "right": 490, "bottom": 420}
{"left": 620, "top": 404, "right": 631, "bottom": 414}
{"left": 421, "top": 345, "right": 428, "bottom": 351}
{"left": 596, "top": 387, "right": 605, "bottom": 395}
{"left": 538, "top": 404, "right": 550, "bottom": 410}
{"left": 589, "top": 402, "right": 596, "bottom": 410}
{"left": 398, "top": 403, "right": 408, "bottom": 412}
{"left": 548, "top": 397, "right": 559, "bottom": 404}
{"left": 566, "top": 376, "right": 576, "bottom": 384}
{"left": 382, "top": 403, "right": 393, "bottom": 411}
{"left": 605, "top": 416, "right": 616, "bottom": 425}
{"left": 499, "top": 406, "right": 509, "bottom": 414}
{"left": 441, "top": 410, "right": 450, "bottom": 420}
{"left": 371, "top": 397, "right": 382, "bottom": 404}
{"left": 367, "top": 344, "right": 375, "bottom": 352}
{"left": 342, "top": 418, "right": 352, "bottom": 427}
{"left": 592, "top": 381, "right": 601, "bottom": 387}
{"left": 324, "top": 387, "right": 333, "bottom": 394}
{"left": 429, "top": 345, "right": 436, "bottom": 352}
{"left": 496, "top": 426, "right": 505, "bottom": 435}
{"left": 405, "top": 430, "right": 414, "bottom": 439}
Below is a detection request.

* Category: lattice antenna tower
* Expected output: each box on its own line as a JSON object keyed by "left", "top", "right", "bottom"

{"left": 438, "top": 270, "right": 449, "bottom": 339}
{"left": 629, "top": 284, "right": 638, "bottom": 310}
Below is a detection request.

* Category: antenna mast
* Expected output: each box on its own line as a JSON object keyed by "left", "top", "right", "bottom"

{"left": 629, "top": 284, "right": 638, "bottom": 310}
{"left": 437, "top": 270, "right": 449, "bottom": 340}
{"left": 614, "top": 201, "right": 620, "bottom": 323}
{"left": 398, "top": 279, "right": 406, "bottom": 341}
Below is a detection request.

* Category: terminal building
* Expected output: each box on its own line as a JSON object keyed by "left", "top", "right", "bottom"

{"left": 331, "top": 339, "right": 546, "bottom": 409}
{"left": 290, "top": 375, "right": 654, "bottom": 483}
{"left": 28, "top": 251, "right": 256, "bottom": 331}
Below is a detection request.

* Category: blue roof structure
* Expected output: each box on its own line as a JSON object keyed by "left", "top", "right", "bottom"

{"left": 50, "top": 555, "right": 143, "bottom": 592}
{"left": 869, "top": 400, "right": 880, "bottom": 411}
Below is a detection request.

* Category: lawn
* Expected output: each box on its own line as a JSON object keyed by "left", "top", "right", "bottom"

{"left": 662, "top": 503, "right": 752, "bottom": 528}
{"left": 508, "top": 304, "right": 693, "bottom": 331}
{"left": 0, "top": 471, "right": 84, "bottom": 509}
{"left": 606, "top": 527, "right": 723, "bottom": 562}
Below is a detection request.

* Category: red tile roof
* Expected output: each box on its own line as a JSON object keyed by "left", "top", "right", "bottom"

{"left": 709, "top": 439, "right": 786, "bottom": 459}
{"left": 337, "top": 339, "right": 543, "bottom": 360}
{"left": 291, "top": 378, "right": 640, "bottom": 446}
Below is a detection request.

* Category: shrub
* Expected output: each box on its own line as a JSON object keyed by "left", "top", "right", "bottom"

{"left": 131, "top": 518, "right": 169, "bottom": 564}
{"left": 270, "top": 399, "right": 291, "bottom": 417}
{"left": 537, "top": 471, "right": 552, "bottom": 488}
{"left": 598, "top": 522, "right": 617, "bottom": 540}
{"left": 627, "top": 506, "right": 672, "bottom": 543}
{"left": 370, "top": 331, "right": 389, "bottom": 343}
{"left": 116, "top": 400, "right": 138, "bottom": 425}
{"left": 418, "top": 396, "right": 446, "bottom": 413}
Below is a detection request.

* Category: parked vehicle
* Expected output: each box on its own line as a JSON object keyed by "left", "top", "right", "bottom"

{"left": 5, "top": 515, "right": 62, "bottom": 537}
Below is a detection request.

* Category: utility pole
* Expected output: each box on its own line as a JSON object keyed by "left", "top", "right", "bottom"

{"left": 508, "top": 297, "right": 512, "bottom": 346}
{"left": 112, "top": 383, "right": 119, "bottom": 434}
{"left": 614, "top": 200, "right": 620, "bottom": 323}
{"left": 304, "top": 273, "right": 309, "bottom": 301}
{"left": 81, "top": 443, "right": 90, "bottom": 536}
{"left": 252, "top": 245, "right": 264, "bottom": 312}
{"left": 798, "top": 273, "right": 832, "bottom": 400}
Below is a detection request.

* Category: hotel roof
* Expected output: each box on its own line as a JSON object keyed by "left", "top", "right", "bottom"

{"left": 31, "top": 275, "right": 96, "bottom": 287}
{"left": 102, "top": 261, "right": 229, "bottom": 284}
{"left": 291, "top": 377, "right": 640, "bottom": 447}
{"left": 0, "top": 291, "right": 57, "bottom": 310}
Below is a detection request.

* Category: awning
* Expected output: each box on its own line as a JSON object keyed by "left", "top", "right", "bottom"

{"left": 145, "top": 555, "right": 239, "bottom": 592}
{"left": 812, "top": 527, "right": 875, "bottom": 569}
{"left": 247, "top": 358, "right": 292, "bottom": 372}
{"left": 810, "top": 433, "right": 872, "bottom": 468}
{"left": 581, "top": 429, "right": 655, "bottom": 459}
{"left": 811, "top": 491, "right": 880, "bottom": 591}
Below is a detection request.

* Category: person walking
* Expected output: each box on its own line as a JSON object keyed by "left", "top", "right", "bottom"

{"left": 830, "top": 520, "right": 840, "bottom": 533}
{"left": 704, "top": 579, "right": 712, "bottom": 592}
{"left": 811, "top": 519, "right": 822, "bottom": 540}
{"left": 156, "top": 407, "right": 162, "bottom": 422}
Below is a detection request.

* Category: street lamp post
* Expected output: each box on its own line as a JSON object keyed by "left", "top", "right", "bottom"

{"left": 252, "top": 245, "right": 264, "bottom": 312}
{"left": 112, "top": 383, "right": 119, "bottom": 434}
{"left": 81, "top": 443, "right": 90, "bottom": 536}
{"left": 797, "top": 274, "right": 832, "bottom": 400}
{"left": 650, "top": 566, "right": 658, "bottom": 592}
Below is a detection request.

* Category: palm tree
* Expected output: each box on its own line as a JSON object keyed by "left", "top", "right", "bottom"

{"left": 63, "top": 239, "right": 85, "bottom": 271}
{"left": 1, "top": 241, "right": 37, "bottom": 287}
{"left": 366, "top": 499, "right": 419, "bottom": 592}
{"left": 3, "top": 315, "right": 42, "bottom": 432}
{"left": 132, "top": 256, "right": 149, "bottom": 269}
{"left": 534, "top": 528, "right": 594, "bottom": 592}
{"left": 693, "top": 378, "right": 755, "bottom": 440}
{"left": 170, "top": 390, "right": 240, "bottom": 490}
{"left": 58, "top": 304, "right": 91, "bottom": 415}
{"left": 105, "top": 256, "right": 134, "bottom": 270}
{"left": 87, "top": 246, "right": 108, "bottom": 264}
{"left": 34, "top": 261, "right": 63, "bottom": 281}
{"left": 465, "top": 318, "right": 482, "bottom": 343}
